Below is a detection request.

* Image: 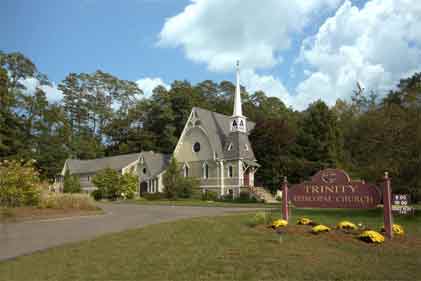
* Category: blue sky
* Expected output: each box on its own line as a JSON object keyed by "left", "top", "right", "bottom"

{"left": 2, "top": 0, "right": 420, "bottom": 109}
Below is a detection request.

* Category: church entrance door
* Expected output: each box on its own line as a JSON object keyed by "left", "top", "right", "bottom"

{"left": 243, "top": 169, "right": 250, "bottom": 187}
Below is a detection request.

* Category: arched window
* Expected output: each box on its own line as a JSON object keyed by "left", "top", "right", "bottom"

{"left": 183, "top": 163, "right": 189, "bottom": 177}
{"left": 244, "top": 144, "right": 249, "bottom": 151}
{"left": 228, "top": 165, "right": 233, "bottom": 178}
{"left": 202, "top": 162, "right": 209, "bottom": 179}
{"left": 193, "top": 142, "right": 201, "bottom": 152}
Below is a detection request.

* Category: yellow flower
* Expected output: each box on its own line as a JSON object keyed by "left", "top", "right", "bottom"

{"left": 312, "top": 224, "right": 330, "bottom": 233}
{"left": 337, "top": 221, "right": 358, "bottom": 230}
{"left": 359, "top": 230, "right": 385, "bottom": 243}
{"left": 271, "top": 219, "right": 288, "bottom": 228}
{"left": 382, "top": 224, "right": 405, "bottom": 235}
{"left": 297, "top": 217, "right": 312, "bottom": 225}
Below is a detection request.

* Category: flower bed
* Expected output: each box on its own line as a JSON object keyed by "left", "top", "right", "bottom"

{"left": 358, "top": 230, "right": 385, "bottom": 243}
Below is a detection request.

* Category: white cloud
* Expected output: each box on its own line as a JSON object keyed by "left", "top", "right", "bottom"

{"left": 295, "top": 0, "right": 421, "bottom": 109}
{"left": 159, "top": 0, "right": 421, "bottom": 110}
{"left": 20, "top": 78, "right": 63, "bottom": 102}
{"left": 241, "top": 69, "right": 291, "bottom": 106}
{"left": 136, "top": 77, "right": 170, "bottom": 97}
{"left": 158, "top": 0, "right": 341, "bottom": 72}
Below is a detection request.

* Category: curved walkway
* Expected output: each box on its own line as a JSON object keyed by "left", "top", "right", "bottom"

{"left": 0, "top": 203, "right": 266, "bottom": 261}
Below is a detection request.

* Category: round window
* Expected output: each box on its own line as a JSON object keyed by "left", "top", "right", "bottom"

{"left": 193, "top": 142, "right": 201, "bottom": 152}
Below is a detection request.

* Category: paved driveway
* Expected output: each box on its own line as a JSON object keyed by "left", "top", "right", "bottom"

{"left": 0, "top": 203, "right": 264, "bottom": 261}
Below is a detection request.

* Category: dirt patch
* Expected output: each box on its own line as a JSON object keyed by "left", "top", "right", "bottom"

{"left": 0, "top": 207, "right": 103, "bottom": 223}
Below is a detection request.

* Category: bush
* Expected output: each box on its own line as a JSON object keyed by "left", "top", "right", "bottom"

{"left": 120, "top": 173, "right": 138, "bottom": 199}
{"left": 142, "top": 193, "right": 166, "bottom": 200}
{"left": 91, "top": 189, "right": 103, "bottom": 201}
{"left": 311, "top": 224, "right": 331, "bottom": 234}
{"left": 177, "top": 177, "right": 199, "bottom": 198}
{"left": 201, "top": 190, "right": 218, "bottom": 201}
{"left": 358, "top": 230, "right": 385, "bottom": 243}
{"left": 63, "top": 170, "right": 81, "bottom": 193}
{"left": 92, "top": 168, "right": 120, "bottom": 200}
{"left": 0, "top": 159, "right": 41, "bottom": 207}
{"left": 217, "top": 191, "right": 259, "bottom": 203}
{"left": 163, "top": 157, "right": 181, "bottom": 199}
{"left": 38, "top": 192, "right": 97, "bottom": 210}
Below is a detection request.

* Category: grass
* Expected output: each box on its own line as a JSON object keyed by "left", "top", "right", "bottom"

{"left": 0, "top": 206, "right": 103, "bottom": 223}
{"left": 123, "top": 198, "right": 278, "bottom": 208}
{"left": 0, "top": 208, "right": 420, "bottom": 280}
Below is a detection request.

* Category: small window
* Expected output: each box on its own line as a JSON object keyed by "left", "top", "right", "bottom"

{"left": 143, "top": 168, "right": 147, "bottom": 174}
{"left": 203, "top": 163, "right": 209, "bottom": 179}
{"left": 193, "top": 142, "right": 201, "bottom": 152}
{"left": 228, "top": 166, "right": 233, "bottom": 178}
{"left": 244, "top": 144, "right": 249, "bottom": 151}
{"left": 183, "top": 164, "right": 189, "bottom": 177}
{"left": 87, "top": 176, "right": 90, "bottom": 182}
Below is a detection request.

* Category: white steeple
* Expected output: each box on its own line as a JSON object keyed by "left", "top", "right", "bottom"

{"left": 230, "top": 60, "right": 246, "bottom": 133}
{"left": 233, "top": 60, "right": 243, "bottom": 117}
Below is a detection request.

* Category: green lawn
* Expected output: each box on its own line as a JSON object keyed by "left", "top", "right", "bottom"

{"left": 122, "top": 198, "right": 279, "bottom": 208}
{"left": 0, "top": 208, "right": 420, "bottom": 280}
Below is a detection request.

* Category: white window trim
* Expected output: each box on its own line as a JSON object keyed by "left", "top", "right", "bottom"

{"left": 227, "top": 142, "right": 233, "bottom": 151}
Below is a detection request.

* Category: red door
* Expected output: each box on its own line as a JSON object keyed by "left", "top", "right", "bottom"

{"left": 243, "top": 169, "right": 250, "bottom": 187}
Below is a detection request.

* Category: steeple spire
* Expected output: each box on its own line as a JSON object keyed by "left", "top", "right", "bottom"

{"left": 233, "top": 60, "right": 243, "bottom": 117}
{"left": 230, "top": 60, "right": 246, "bottom": 133}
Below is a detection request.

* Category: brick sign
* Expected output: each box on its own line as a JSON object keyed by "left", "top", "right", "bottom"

{"left": 289, "top": 169, "right": 381, "bottom": 208}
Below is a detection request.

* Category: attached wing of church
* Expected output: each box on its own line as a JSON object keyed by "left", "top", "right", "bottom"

{"left": 58, "top": 61, "right": 260, "bottom": 197}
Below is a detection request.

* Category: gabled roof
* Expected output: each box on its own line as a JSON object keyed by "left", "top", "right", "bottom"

{"left": 140, "top": 151, "right": 171, "bottom": 177}
{"left": 64, "top": 153, "right": 140, "bottom": 175}
{"left": 182, "top": 107, "right": 257, "bottom": 160}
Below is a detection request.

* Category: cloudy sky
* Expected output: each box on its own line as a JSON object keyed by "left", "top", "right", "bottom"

{"left": 2, "top": 0, "right": 421, "bottom": 110}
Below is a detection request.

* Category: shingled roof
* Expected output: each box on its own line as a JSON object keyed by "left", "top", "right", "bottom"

{"left": 140, "top": 151, "right": 171, "bottom": 177}
{"left": 191, "top": 107, "right": 256, "bottom": 160}
{"left": 64, "top": 153, "right": 140, "bottom": 175}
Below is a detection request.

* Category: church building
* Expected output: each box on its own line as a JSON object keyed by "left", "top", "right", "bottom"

{"left": 138, "top": 61, "right": 259, "bottom": 196}
{"left": 60, "top": 62, "right": 260, "bottom": 198}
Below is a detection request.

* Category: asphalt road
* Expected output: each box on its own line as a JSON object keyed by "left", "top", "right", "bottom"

{"left": 0, "top": 203, "right": 263, "bottom": 261}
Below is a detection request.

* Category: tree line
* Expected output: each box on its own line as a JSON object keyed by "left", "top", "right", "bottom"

{"left": 1, "top": 51, "right": 420, "bottom": 201}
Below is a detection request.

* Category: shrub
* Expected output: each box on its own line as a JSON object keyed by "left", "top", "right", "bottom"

{"left": 120, "top": 173, "right": 139, "bottom": 199}
{"left": 163, "top": 157, "right": 182, "bottom": 199}
{"left": 297, "top": 217, "right": 312, "bottom": 225}
{"left": 143, "top": 193, "right": 166, "bottom": 200}
{"left": 177, "top": 177, "right": 199, "bottom": 198}
{"left": 358, "top": 230, "right": 385, "bottom": 243}
{"left": 39, "top": 192, "right": 97, "bottom": 210}
{"left": 381, "top": 224, "right": 405, "bottom": 235}
{"left": 201, "top": 190, "right": 218, "bottom": 201}
{"left": 92, "top": 168, "right": 120, "bottom": 200}
{"left": 91, "top": 189, "right": 103, "bottom": 201}
{"left": 271, "top": 219, "right": 288, "bottom": 228}
{"left": 0, "top": 159, "right": 41, "bottom": 207}
{"left": 337, "top": 221, "right": 358, "bottom": 230}
{"left": 63, "top": 170, "right": 81, "bottom": 193}
{"left": 312, "top": 224, "right": 331, "bottom": 234}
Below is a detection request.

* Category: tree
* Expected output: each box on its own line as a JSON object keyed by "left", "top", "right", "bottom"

{"left": 295, "top": 100, "right": 343, "bottom": 166}
{"left": 250, "top": 119, "right": 296, "bottom": 192}
{"left": 162, "top": 157, "right": 182, "bottom": 199}
{"left": 92, "top": 168, "right": 120, "bottom": 200}
{"left": 63, "top": 170, "right": 81, "bottom": 193}
{"left": 120, "top": 172, "right": 139, "bottom": 199}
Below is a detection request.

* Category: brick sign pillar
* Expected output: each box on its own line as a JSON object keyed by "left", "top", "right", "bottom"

{"left": 383, "top": 172, "right": 393, "bottom": 239}
{"left": 282, "top": 176, "right": 289, "bottom": 221}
